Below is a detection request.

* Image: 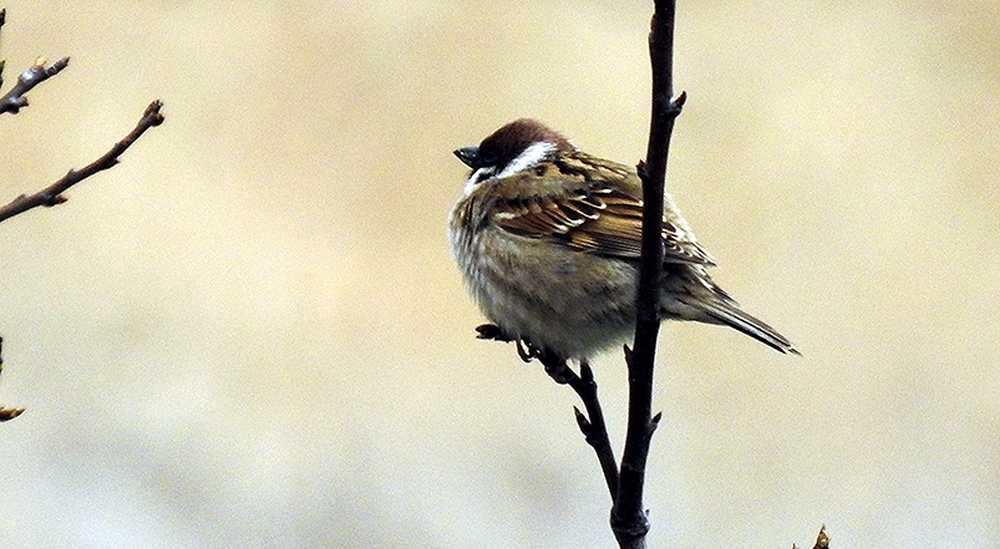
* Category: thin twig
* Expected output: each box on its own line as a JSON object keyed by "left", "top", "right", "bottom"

{"left": 0, "top": 100, "right": 165, "bottom": 224}
{"left": 477, "top": 324, "right": 621, "bottom": 499}
{"left": 536, "top": 350, "right": 620, "bottom": 501}
{"left": 612, "top": 0, "right": 684, "bottom": 546}
{"left": 0, "top": 56, "right": 70, "bottom": 115}
{"left": 569, "top": 364, "right": 620, "bottom": 500}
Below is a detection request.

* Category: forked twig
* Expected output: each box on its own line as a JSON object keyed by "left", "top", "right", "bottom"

{"left": 0, "top": 56, "right": 70, "bottom": 115}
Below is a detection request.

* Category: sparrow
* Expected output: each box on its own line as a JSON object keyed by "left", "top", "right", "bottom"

{"left": 448, "top": 118, "right": 798, "bottom": 363}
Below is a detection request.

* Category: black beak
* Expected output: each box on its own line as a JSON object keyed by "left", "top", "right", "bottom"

{"left": 453, "top": 146, "right": 480, "bottom": 168}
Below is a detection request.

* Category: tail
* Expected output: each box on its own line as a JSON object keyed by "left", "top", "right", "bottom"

{"left": 695, "top": 299, "right": 800, "bottom": 355}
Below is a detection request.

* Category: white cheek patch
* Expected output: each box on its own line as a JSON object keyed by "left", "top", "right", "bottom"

{"left": 462, "top": 141, "right": 556, "bottom": 196}
{"left": 497, "top": 141, "right": 556, "bottom": 179}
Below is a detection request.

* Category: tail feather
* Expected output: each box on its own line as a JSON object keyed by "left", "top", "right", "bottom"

{"left": 696, "top": 299, "right": 800, "bottom": 355}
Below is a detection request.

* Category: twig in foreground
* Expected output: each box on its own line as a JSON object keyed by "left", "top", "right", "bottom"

{"left": 0, "top": 100, "right": 165, "bottom": 224}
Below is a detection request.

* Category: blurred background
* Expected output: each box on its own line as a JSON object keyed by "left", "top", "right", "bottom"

{"left": 0, "top": 0, "right": 997, "bottom": 547}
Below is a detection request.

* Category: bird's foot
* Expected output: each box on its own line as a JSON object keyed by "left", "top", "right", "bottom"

{"left": 475, "top": 323, "right": 514, "bottom": 342}
{"left": 473, "top": 324, "right": 575, "bottom": 383}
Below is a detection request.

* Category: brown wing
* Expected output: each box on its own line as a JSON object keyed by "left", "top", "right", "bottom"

{"left": 491, "top": 158, "right": 716, "bottom": 266}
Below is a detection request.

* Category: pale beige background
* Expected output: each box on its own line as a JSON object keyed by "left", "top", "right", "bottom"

{"left": 0, "top": 1, "right": 997, "bottom": 547}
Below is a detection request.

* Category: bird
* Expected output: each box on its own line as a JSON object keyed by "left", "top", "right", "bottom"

{"left": 448, "top": 118, "right": 798, "bottom": 364}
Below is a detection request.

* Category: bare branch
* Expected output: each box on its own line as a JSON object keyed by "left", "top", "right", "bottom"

{"left": 612, "top": 0, "right": 684, "bottom": 546}
{"left": 476, "top": 324, "right": 620, "bottom": 500}
{"left": 0, "top": 12, "right": 165, "bottom": 422}
{"left": 0, "top": 100, "right": 165, "bottom": 224}
{"left": 538, "top": 352, "right": 619, "bottom": 501}
{"left": 0, "top": 56, "right": 70, "bottom": 115}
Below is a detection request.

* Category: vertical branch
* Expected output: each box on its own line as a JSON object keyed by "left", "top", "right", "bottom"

{"left": 612, "top": 0, "right": 685, "bottom": 547}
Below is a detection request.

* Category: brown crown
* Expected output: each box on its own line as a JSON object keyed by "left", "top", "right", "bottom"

{"left": 476, "top": 119, "right": 574, "bottom": 169}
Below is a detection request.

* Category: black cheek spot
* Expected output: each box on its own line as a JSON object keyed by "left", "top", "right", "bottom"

{"left": 478, "top": 150, "right": 500, "bottom": 168}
